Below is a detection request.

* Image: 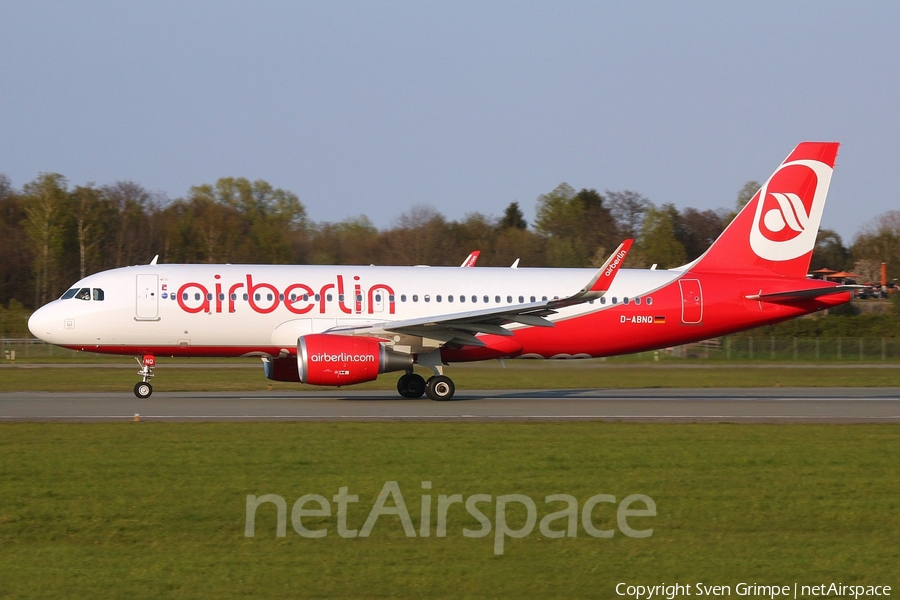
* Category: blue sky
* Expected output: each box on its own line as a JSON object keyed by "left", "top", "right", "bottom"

{"left": 2, "top": 1, "right": 898, "bottom": 241}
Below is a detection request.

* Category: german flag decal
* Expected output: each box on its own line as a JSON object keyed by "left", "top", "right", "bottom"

{"left": 653, "top": 316, "right": 666, "bottom": 324}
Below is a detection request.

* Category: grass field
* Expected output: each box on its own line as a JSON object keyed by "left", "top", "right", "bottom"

{"left": 0, "top": 423, "right": 898, "bottom": 599}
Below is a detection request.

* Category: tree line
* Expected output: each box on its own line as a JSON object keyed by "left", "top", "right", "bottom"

{"left": 1, "top": 172, "right": 898, "bottom": 313}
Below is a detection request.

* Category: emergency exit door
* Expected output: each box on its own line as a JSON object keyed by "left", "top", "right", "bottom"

{"left": 678, "top": 278, "right": 703, "bottom": 324}
{"left": 136, "top": 274, "right": 159, "bottom": 320}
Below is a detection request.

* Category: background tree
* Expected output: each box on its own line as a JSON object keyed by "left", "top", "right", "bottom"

{"left": 810, "top": 229, "right": 851, "bottom": 272}
{"left": 638, "top": 205, "right": 687, "bottom": 269}
{"left": 499, "top": 202, "right": 527, "bottom": 230}
{"left": 606, "top": 190, "right": 650, "bottom": 239}
{"left": 309, "top": 216, "right": 380, "bottom": 265}
{"left": 0, "top": 175, "right": 32, "bottom": 308}
{"left": 534, "top": 184, "right": 618, "bottom": 267}
{"left": 70, "top": 185, "right": 106, "bottom": 278}
{"left": 736, "top": 181, "right": 760, "bottom": 210}
{"left": 677, "top": 207, "right": 727, "bottom": 261}
{"left": 22, "top": 173, "right": 70, "bottom": 305}
{"left": 851, "top": 210, "right": 900, "bottom": 281}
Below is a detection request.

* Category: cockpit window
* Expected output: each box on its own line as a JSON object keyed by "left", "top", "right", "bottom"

{"left": 92, "top": 288, "right": 104, "bottom": 301}
{"left": 61, "top": 288, "right": 78, "bottom": 300}
{"left": 74, "top": 288, "right": 91, "bottom": 301}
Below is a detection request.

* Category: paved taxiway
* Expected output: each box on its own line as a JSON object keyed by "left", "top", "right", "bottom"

{"left": 1, "top": 388, "right": 899, "bottom": 423}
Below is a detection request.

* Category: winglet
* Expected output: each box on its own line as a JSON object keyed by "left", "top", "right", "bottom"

{"left": 547, "top": 239, "right": 633, "bottom": 310}
{"left": 460, "top": 251, "right": 480, "bottom": 267}
{"left": 584, "top": 239, "right": 633, "bottom": 294}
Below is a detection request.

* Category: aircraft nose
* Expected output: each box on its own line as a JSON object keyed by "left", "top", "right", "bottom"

{"left": 28, "top": 305, "right": 54, "bottom": 343}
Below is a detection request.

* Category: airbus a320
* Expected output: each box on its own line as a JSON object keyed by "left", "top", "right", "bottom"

{"left": 28, "top": 142, "right": 854, "bottom": 401}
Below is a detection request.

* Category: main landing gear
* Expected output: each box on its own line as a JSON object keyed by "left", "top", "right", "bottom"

{"left": 133, "top": 355, "right": 155, "bottom": 398}
{"left": 397, "top": 372, "right": 456, "bottom": 401}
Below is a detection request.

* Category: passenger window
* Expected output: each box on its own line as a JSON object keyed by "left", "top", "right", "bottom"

{"left": 459, "top": 295, "right": 464, "bottom": 303}
{"left": 195, "top": 293, "right": 202, "bottom": 301}
{"left": 255, "top": 293, "right": 261, "bottom": 301}
{"left": 507, "top": 296, "right": 512, "bottom": 303}
{"left": 424, "top": 295, "right": 430, "bottom": 302}
{"left": 231, "top": 293, "right": 238, "bottom": 301}
{"left": 61, "top": 288, "right": 78, "bottom": 299}
{"left": 75, "top": 288, "right": 91, "bottom": 301}
{"left": 437, "top": 295, "right": 442, "bottom": 302}
{"left": 624, "top": 297, "right": 630, "bottom": 305}
{"left": 495, "top": 296, "right": 501, "bottom": 303}
{"left": 243, "top": 293, "right": 249, "bottom": 301}
{"left": 413, "top": 294, "right": 419, "bottom": 302}
{"left": 326, "top": 294, "right": 333, "bottom": 301}
{"left": 339, "top": 294, "right": 344, "bottom": 301}
{"left": 646, "top": 297, "right": 653, "bottom": 305}
{"left": 530, "top": 296, "right": 536, "bottom": 302}
{"left": 542, "top": 296, "right": 547, "bottom": 301}
{"left": 389, "top": 295, "right": 395, "bottom": 302}
{"left": 518, "top": 295, "right": 524, "bottom": 303}
{"left": 401, "top": 294, "right": 407, "bottom": 302}
{"left": 92, "top": 288, "right": 104, "bottom": 301}
{"left": 278, "top": 294, "right": 283, "bottom": 301}
{"left": 635, "top": 297, "right": 641, "bottom": 305}
{"left": 219, "top": 293, "right": 225, "bottom": 301}
{"left": 600, "top": 297, "right": 606, "bottom": 304}
{"left": 448, "top": 295, "right": 454, "bottom": 303}
{"left": 314, "top": 294, "right": 320, "bottom": 301}
{"left": 302, "top": 294, "right": 309, "bottom": 301}
{"left": 612, "top": 297, "right": 618, "bottom": 304}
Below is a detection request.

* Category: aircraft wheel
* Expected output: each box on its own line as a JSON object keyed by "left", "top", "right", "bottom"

{"left": 397, "top": 373, "right": 426, "bottom": 398}
{"left": 134, "top": 382, "right": 153, "bottom": 399}
{"left": 425, "top": 375, "right": 455, "bottom": 401}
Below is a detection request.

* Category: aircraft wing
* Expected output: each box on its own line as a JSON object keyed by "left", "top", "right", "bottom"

{"left": 745, "top": 285, "right": 862, "bottom": 303}
{"left": 328, "top": 240, "right": 633, "bottom": 347}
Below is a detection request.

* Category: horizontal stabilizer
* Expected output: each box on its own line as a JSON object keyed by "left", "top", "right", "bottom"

{"left": 745, "top": 285, "right": 861, "bottom": 303}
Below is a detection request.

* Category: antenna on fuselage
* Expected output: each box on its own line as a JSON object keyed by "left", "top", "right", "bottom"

{"left": 149, "top": 255, "right": 159, "bottom": 265}
{"left": 510, "top": 259, "right": 520, "bottom": 268}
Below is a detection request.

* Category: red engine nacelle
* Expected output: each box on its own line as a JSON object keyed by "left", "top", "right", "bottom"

{"left": 298, "top": 334, "right": 413, "bottom": 386}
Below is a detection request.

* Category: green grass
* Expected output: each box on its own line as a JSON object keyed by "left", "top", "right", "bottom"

{"left": 0, "top": 423, "right": 898, "bottom": 598}
{"left": 2, "top": 360, "right": 899, "bottom": 392}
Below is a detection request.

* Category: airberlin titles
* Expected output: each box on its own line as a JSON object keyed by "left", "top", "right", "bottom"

{"left": 174, "top": 274, "right": 395, "bottom": 316}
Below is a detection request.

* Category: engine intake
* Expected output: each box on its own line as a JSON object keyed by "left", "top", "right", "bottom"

{"left": 297, "top": 334, "right": 413, "bottom": 386}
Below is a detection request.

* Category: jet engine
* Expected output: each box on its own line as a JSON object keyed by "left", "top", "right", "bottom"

{"left": 296, "top": 334, "right": 413, "bottom": 386}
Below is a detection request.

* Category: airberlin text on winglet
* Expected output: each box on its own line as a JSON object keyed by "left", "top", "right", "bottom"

{"left": 176, "top": 274, "right": 396, "bottom": 315}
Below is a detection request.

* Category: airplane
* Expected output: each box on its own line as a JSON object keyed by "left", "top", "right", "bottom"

{"left": 28, "top": 142, "right": 857, "bottom": 401}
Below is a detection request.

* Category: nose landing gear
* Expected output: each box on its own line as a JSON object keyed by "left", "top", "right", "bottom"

{"left": 133, "top": 355, "right": 155, "bottom": 398}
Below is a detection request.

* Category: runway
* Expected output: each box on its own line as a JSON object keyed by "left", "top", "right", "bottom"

{"left": 1, "top": 388, "right": 899, "bottom": 423}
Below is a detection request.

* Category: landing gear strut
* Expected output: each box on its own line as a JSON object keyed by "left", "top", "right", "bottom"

{"left": 134, "top": 355, "right": 155, "bottom": 398}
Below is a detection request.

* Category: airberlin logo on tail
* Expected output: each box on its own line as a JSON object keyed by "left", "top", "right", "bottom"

{"left": 749, "top": 159, "right": 833, "bottom": 262}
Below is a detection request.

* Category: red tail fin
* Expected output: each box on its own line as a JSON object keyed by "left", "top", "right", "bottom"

{"left": 690, "top": 142, "right": 839, "bottom": 278}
